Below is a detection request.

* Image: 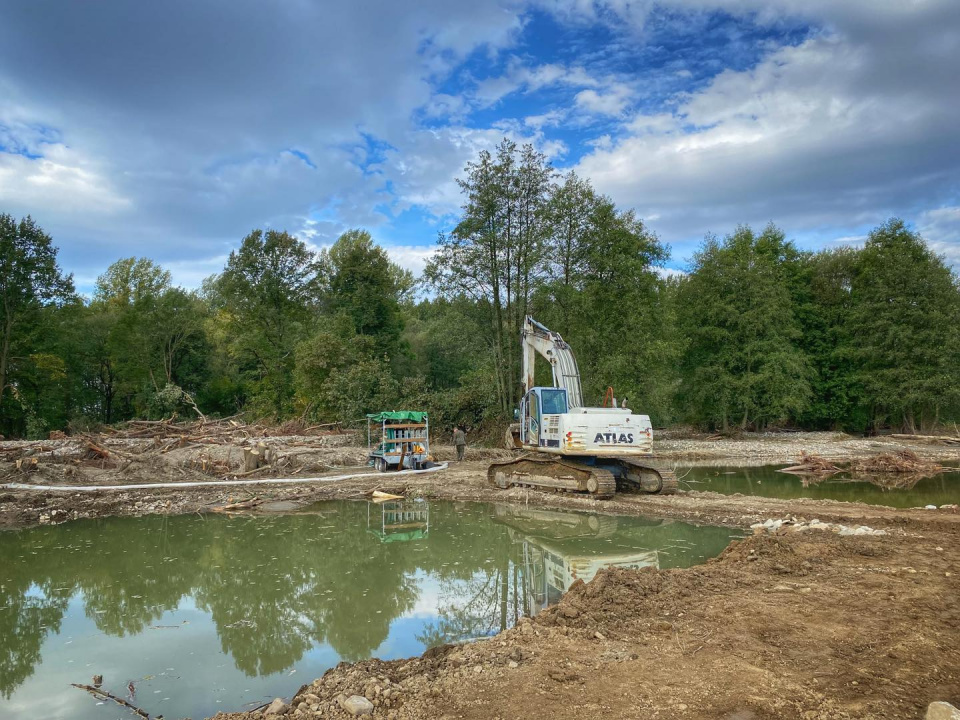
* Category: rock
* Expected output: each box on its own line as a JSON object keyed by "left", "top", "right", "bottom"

{"left": 520, "top": 623, "right": 534, "bottom": 636}
{"left": 508, "top": 660, "right": 519, "bottom": 669}
{"left": 265, "top": 698, "right": 288, "bottom": 715}
{"left": 927, "top": 702, "right": 960, "bottom": 720}
{"left": 560, "top": 606, "right": 580, "bottom": 619}
{"left": 594, "top": 631, "right": 606, "bottom": 640}
{"left": 925, "top": 504, "right": 938, "bottom": 510}
{"left": 340, "top": 695, "right": 375, "bottom": 716}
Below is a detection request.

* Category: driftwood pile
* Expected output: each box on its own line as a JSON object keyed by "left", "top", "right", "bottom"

{"left": 100, "top": 414, "right": 347, "bottom": 444}
{"left": 782, "top": 449, "right": 947, "bottom": 482}
{"left": 1, "top": 416, "right": 357, "bottom": 480}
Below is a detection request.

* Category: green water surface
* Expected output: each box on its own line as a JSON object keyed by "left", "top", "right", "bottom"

{"left": 682, "top": 465, "right": 960, "bottom": 507}
{"left": 0, "top": 500, "right": 736, "bottom": 720}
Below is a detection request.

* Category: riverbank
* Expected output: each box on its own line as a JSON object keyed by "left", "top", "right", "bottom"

{"left": 1, "top": 431, "right": 959, "bottom": 718}
{"left": 2, "top": 430, "right": 958, "bottom": 531}
{"left": 212, "top": 517, "right": 960, "bottom": 720}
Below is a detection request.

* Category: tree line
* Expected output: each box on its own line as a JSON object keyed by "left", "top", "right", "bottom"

{"left": 2, "top": 139, "right": 959, "bottom": 438}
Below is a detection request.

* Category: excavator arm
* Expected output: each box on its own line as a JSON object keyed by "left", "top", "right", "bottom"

{"left": 522, "top": 316, "right": 583, "bottom": 408}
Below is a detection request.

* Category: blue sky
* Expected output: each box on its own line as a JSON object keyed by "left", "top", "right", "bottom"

{"left": 0, "top": 0, "right": 958, "bottom": 292}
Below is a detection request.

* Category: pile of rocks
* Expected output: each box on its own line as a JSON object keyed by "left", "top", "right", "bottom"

{"left": 751, "top": 517, "right": 887, "bottom": 536}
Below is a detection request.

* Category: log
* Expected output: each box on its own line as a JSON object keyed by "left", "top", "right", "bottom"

{"left": 71, "top": 683, "right": 150, "bottom": 719}
{"left": 889, "top": 433, "right": 960, "bottom": 445}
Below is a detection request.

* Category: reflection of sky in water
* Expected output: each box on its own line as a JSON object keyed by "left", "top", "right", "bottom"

{"left": 0, "top": 501, "right": 736, "bottom": 719}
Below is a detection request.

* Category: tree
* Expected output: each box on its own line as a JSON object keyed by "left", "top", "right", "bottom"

{"left": 94, "top": 257, "right": 171, "bottom": 307}
{"left": 321, "top": 229, "right": 412, "bottom": 358}
{"left": 426, "top": 139, "right": 555, "bottom": 412}
{"left": 542, "top": 171, "right": 597, "bottom": 335}
{"left": 0, "top": 215, "right": 74, "bottom": 433}
{"left": 795, "top": 248, "right": 865, "bottom": 430}
{"left": 215, "top": 229, "right": 323, "bottom": 416}
{"left": 846, "top": 219, "right": 960, "bottom": 431}
{"left": 677, "top": 224, "right": 812, "bottom": 430}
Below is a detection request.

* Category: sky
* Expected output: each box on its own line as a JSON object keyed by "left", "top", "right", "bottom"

{"left": 1, "top": 0, "right": 958, "bottom": 292}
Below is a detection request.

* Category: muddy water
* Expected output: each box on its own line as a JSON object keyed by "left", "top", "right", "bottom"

{"left": 682, "top": 465, "right": 960, "bottom": 507}
{"left": 0, "top": 500, "right": 736, "bottom": 720}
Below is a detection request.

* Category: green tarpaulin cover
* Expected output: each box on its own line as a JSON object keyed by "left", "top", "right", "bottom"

{"left": 366, "top": 411, "right": 428, "bottom": 422}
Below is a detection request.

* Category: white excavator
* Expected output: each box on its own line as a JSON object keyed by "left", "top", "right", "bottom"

{"left": 488, "top": 316, "right": 677, "bottom": 500}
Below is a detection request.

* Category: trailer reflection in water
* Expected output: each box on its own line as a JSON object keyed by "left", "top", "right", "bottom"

{"left": 366, "top": 500, "right": 430, "bottom": 542}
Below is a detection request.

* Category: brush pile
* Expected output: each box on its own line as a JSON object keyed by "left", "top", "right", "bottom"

{"left": 0, "top": 416, "right": 363, "bottom": 484}
{"left": 781, "top": 449, "right": 946, "bottom": 481}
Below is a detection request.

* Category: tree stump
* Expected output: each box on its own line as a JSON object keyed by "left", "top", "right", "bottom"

{"left": 242, "top": 442, "right": 274, "bottom": 472}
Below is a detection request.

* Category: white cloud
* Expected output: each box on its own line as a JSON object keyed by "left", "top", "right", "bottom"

{"left": 574, "top": 85, "right": 632, "bottom": 116}
{"left": 918, "top": 206, "right": 960, "bottom": 267}
{"left": 575, "top": 0, "right": 960, "bottom": 246}
{"left": 0, "top": 143, "right": 129, "bottom": 214}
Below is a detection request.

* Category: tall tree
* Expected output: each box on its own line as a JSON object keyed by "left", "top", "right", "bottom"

{"left": 321, "top": 229, "right": 412, "bottom": 358}
{"left": 426, "top": 139, "right": 554, "bottom": 412}
{"left": 846, "top": 218, "right": 960, "bottom": 431}
{"left": 677, "top": 224, "right": 812, "bottom": 430}
{"left": 0, "top": 215, "right": 74, "bottom": 431}
{"left": 215, "top": 229, "right": 323, "bottom": 416}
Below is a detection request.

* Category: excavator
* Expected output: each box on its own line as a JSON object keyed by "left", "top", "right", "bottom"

{"left": 488, "top": 316, "right": 678, "bottom": 500}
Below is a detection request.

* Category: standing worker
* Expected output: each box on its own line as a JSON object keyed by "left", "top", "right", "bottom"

{"left": 453, "top": 425, "right": 467, "bottom": 462}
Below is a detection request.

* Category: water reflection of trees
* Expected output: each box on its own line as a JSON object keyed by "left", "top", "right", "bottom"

{"left": 0, "top": 501, "right": 508, "bottom": 695}
{"left": 0, "top": 500, "right": 735, "bottom": 699}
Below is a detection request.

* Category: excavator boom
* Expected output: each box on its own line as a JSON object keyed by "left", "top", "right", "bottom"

{"left": 522, "top": 317, "right": 583, "bottom": 408}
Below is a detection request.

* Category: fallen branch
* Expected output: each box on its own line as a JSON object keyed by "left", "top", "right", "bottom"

{"left": 71, "top": 683, "right": 150, "bottom": 719}
{"left": 889, "top": 433, "right": 960, "bottom": 446}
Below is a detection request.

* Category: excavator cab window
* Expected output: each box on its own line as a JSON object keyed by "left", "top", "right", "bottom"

{"left": 540, "top": 389, "right": 568, "bottom": 415}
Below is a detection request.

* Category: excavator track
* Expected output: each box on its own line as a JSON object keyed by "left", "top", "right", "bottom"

{"left": 613, "top": 458, "right": 679, "bottom": 495}
{"left": 487, "top": 455, "right": 617, "bottom": 500}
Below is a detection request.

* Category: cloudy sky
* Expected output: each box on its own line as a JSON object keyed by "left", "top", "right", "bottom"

{"left": 1, "top": 0, "right": 958, "bottom": 291}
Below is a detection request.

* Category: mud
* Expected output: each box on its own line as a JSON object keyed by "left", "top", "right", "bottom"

{"left": 2, "top": 431, "right": 959, "bottom": 719}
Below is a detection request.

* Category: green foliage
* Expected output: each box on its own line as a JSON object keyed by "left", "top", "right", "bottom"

{"left": 426, "top": 139, "right": 555, "bottom": 413}
{"left": 677, "top": 225, "right": 812, "bottom": 430}
{"left": 0, "top": 214, "right": 75, "bottom": 435}
{"left": 4, "top": 161, "right": 960, "bottom": 438}
{"left": 845, "top": 219, "right": 960, "bottom": 431}
{"left": 214, "top": 229, "right": 323, "bottom": 417}
{"left": 321, "top": 229, "right": 412, "bottom": 358}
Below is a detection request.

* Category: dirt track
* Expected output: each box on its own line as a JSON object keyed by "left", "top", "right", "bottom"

{"left": 1, "top": 432, "right": 959, "bottom": 719}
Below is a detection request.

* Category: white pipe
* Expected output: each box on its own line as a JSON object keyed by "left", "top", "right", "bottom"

{"left": 0, "top": 463, "right": 449, "bottom": 493}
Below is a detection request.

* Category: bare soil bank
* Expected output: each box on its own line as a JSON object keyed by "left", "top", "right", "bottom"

{"left": 213, "top": 523, "right": 960, "bottom": 720}
{"left": 1, "top": 431, "right": 959, "bottom": 719}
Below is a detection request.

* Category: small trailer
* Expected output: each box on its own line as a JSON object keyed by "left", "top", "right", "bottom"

{"left": 366, "top": 411, "right": 431, "bottom": 472}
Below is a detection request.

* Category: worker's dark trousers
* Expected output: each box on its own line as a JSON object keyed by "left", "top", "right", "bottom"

{"left": 456, "top": 445, "right": 465, "bottom": 461}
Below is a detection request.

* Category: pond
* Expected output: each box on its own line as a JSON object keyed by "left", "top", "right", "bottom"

{"left": 681, "top": 465, "right": 960, "bottom": 507}
{"left": 0, "top": 500, "right": 737, "bottom": 720}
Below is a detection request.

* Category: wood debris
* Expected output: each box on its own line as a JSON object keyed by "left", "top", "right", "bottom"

{"left": 781, "top": 449, "right": 946, "bottom": 479}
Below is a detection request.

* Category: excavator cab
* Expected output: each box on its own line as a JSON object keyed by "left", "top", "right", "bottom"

{"left": 519, "top": 387, "right": 569, "bottom": 448}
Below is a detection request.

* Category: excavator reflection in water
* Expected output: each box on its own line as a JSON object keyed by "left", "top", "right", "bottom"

{"left": 491, "top": 505, "right": 731, "bottom": 616}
